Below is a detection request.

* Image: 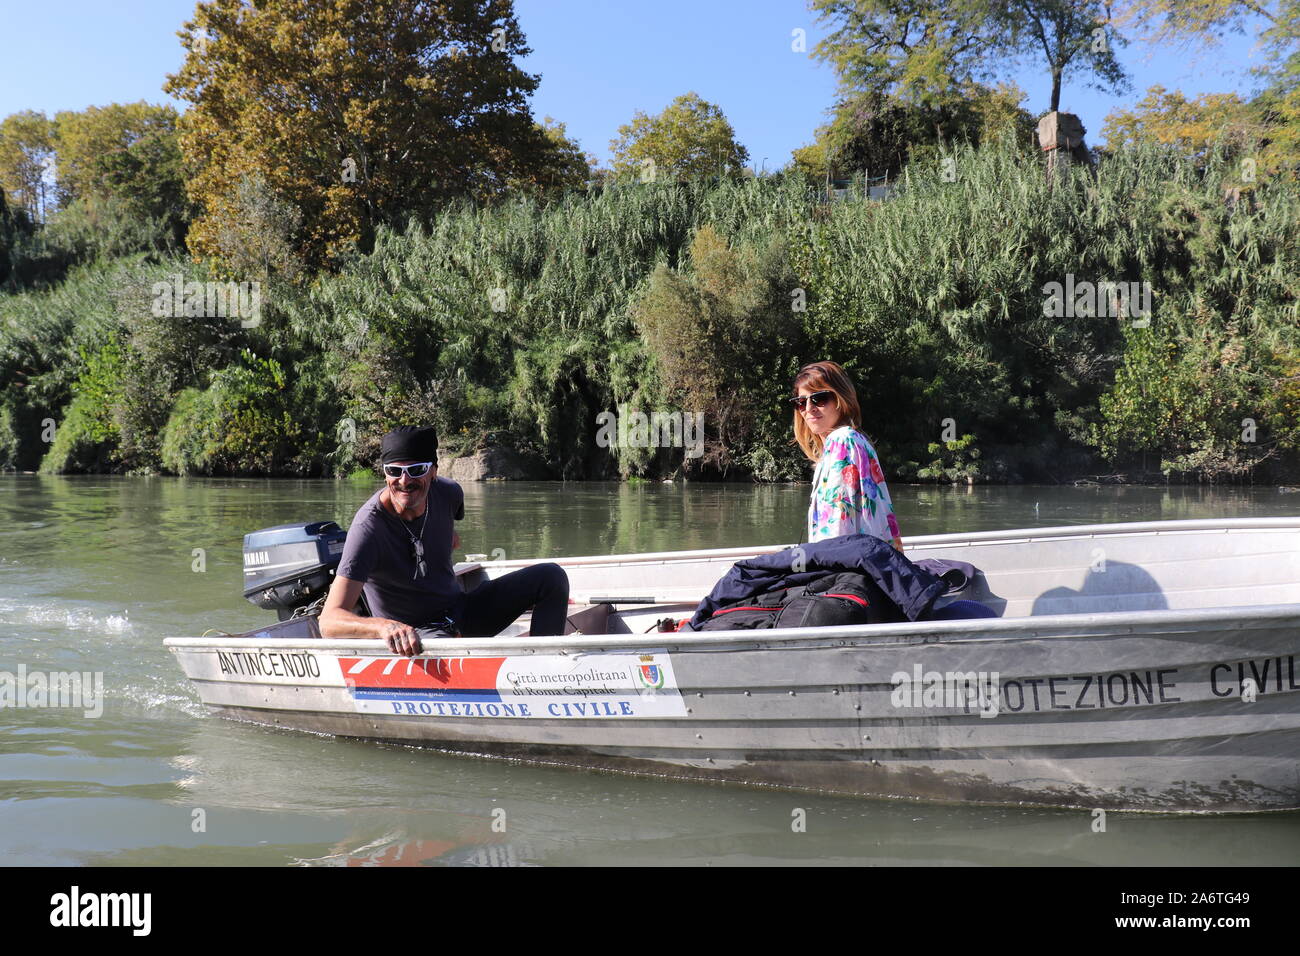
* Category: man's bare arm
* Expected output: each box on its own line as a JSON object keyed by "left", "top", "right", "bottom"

{"left": 318, "top": 574, "right": 424, "bottom": 656}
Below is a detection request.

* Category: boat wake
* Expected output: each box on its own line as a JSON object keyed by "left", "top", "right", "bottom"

{"left": 115, "top": 683, "right": 206, "bottom": 719}
{"left": 0, "top": 598, "right": 134, "bottom": 635}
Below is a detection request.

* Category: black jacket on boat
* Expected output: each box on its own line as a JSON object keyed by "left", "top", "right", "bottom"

{"left": 685, "top": 534, "right": 950, "bottom": 631}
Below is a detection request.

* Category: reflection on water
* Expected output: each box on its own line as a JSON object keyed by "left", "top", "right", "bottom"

{"left": 1, "top": 475, "right": 1298, "bottom": 865}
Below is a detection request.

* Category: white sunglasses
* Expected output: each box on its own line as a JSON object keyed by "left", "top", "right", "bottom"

{"left": 383, "top": 461, "right": 434, "bottom": 479}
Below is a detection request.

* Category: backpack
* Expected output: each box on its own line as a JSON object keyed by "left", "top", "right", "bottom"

{"left": 693, "top": 571, "right": 904, "bottom": 631}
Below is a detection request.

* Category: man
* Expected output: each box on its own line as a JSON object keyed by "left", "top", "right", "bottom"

{"left": 319, "top": 424, "right": 570, "bottom": 656}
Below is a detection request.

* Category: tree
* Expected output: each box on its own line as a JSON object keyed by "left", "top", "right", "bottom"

{"left": 0, "top": 189, "right": 35, "bottom": 288}
{"left": 791, "top": 82, "right": 1036, "bottom": 182}
{"left": 1001, "top": 0, "right": 1130, "bottom": 113}
{"left": 609, "top": 93, "right": 749, "bottom": 182}
{"left": 1114, "top": 1, "right": 1300, "bottom": 178}
{"left": 811, "top": 0, "right": 1130, "bottom": 115}
{"left": 93, "top": 126, "right": 191, "bottom": 243}
{"left": 810, "top": 0, "right": 1005, "bottom": 106}
{"left": 508, "top": 117, "right": 598, "bottom": 194}
{"left": 0, "top": 111, "right": 55, "bottom": 221}
{"left": 164, "top": 0, "right": 554, "bottom": 271}
{"left": 1249, "top": 84, "right": 1300, "bottom": 180}
{"left": 1116, "top": 0, "right": 1299, "bottom": 63}
{"left": 631, "top": 224, "right": 803, "bottom": 474}
{"left": 1102, "top": 85, "right": 1262, "bottom": 155}
{"left": 50, "top": 103, "right": 190, "bottom": 245}
{"left": 210, "top": 172, "right": 306, "bottom": 284}
{"left": 1092, "top": 319, "right": 1299, "bottom": 478}
{"left": 52, "top": 104, "right": 179, "bottom": 202}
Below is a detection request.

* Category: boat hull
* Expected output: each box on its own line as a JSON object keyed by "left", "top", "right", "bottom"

{"left": 169, "top": 606, "right": 1300, "bottom": 812}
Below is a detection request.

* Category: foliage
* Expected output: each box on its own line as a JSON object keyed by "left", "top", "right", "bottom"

{"left": 999, "top": 0, "right": 1130, "bottom": 113}
{"left": 810, "top": 0, "right": 1005, "bottom": 104}
{"left": 1, "top": 260, "right": 120, "bottom": 468}
{"left": 609, "top": 93, "right": 750, "bottom": 182}
{"left": 4, "top": 136, "right": 1300, "bottom": 483}
{"left": 158, "top": 387, "right": 218, "bottom": 475}
{"left": 160, "top": 350, "right": 299, "bottom": 474}
{"left": 1116, "top": 0, "right": 1300, "bottom": 63}
{"left": 165, "top": 0, "right": 554, "bottom": 271}
{"left": 38, "top": 390, "right": 116, "bottom": 474}
{"left": 1250, "top": 83, "right": 1300, "bottom": 182}
{"left": 0, "top": 190, "right": 36, "bottom": 289}
{"left": 1087, "top": 162, "right": 1300, "bottom": 476}
{"left": 51, "top": 102, "right": 187, "bottom": 236}
{"left": 1, "top": 256, "right": 246, "bottom": 472}
{"left": 0, "top": 104, "right": 189, "bottom": 290}
{"left": 72, "top": 339, "right": 127, "bottom": 445}
{"left": 631, "top": 224, "right": 805, "bottom": 475}
{"left": 791, "top": 83, "right": 1037, "bottom": 182}
{"left": 915, "top": 433, "right": 982, "bottom": 482}
{"left": 38, "top": 337, "right": 126, "bottom": 473}
{"left": 0, "top": 404, "right": 20, "bottom": 470}
{"left": 284, "top": 174, "right": 815, "bottom": 478}
{"left": 509, "top": 117, "right": 599, "bottom": 195}
{"left": 1091, "top": 320, "right": 1288, "bottom": 478}
{"left": 0, "top": 110, "right": 54, "bottom": 220}
{"left": 1102, "top": 85, "right": 1263, "bottom": 157}
{"left": 41, "top": 193, "right": 185, "bottom": 263}
{"left": 810, "top": 0, "right": 1129, "bottom": 114}
{"left": 787, "top": 135, "right": 1300, "bottom": 481}
{"left": 1113, "top": 2, "right": 1300, "bottom": 179}
{"left": 208, "top": 173, "right": 306, "bottom": 284}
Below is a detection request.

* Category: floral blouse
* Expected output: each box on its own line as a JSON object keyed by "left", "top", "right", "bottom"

{"left": 807, "top": 426, "right": 903, "bottom": 549}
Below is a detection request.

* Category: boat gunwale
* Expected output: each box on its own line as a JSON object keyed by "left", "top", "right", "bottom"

{"left": 462, "top": 517, "right": 1300, "bottom": 570}
{"left": 165, "top": 601, "right": 1300, "bottom": 656}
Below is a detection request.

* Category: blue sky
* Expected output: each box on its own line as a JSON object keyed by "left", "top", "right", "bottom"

{"left": 1, "top": 0, "right": 1273, "bottom": 168}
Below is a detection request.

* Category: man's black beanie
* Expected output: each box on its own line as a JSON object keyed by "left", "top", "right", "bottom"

{"left": 380, "top": 425, "right": 439, "bottom": 465}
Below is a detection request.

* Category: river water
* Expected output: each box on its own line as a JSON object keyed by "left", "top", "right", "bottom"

{"left": 2, "top": 476, "right": 1298, "bottom": 866}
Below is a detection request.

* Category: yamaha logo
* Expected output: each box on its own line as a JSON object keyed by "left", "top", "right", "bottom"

{"left": 245, "top": 550, "right": 270, "bottom": 567}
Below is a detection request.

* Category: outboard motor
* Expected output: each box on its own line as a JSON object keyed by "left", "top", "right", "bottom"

{"left": 243, "top": 521, "right": 349, "bottom": 621}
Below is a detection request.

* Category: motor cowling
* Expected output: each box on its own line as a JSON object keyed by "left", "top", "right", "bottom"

{"left": 242, "top": 521, "right": 347, "bottom": 620}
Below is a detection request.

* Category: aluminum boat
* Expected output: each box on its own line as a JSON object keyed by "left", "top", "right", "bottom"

{"left": 166, "top": 517, "right": 1300, "bottom": 811}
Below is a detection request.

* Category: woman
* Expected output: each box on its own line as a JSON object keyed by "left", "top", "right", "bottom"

{"left": 792, "top": 361, "right": 903, "bottom": 550}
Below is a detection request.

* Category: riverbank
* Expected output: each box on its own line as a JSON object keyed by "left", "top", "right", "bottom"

{"left": 5, "top": 144, "right": 1298, "bottom": 485}
{"left": 7, "top": 465, "right": 1300, "bottom": 487}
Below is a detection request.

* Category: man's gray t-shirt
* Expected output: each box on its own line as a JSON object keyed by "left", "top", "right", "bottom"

{"left": 336, "top": 478, "right": 464, "bottom": 625}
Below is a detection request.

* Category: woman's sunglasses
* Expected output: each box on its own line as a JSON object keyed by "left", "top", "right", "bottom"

{"left": 790, "top": 390, "right": 835, "bottom": 411}
{"left": 383, "top": 461, "right": 434, "bottom": 479}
